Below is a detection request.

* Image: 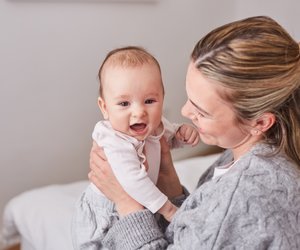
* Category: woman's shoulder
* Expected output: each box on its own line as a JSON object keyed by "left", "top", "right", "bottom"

{"left": 245, "top": 144, "right": 300, "bottom": 182}
{"left": 195, "top": 144, "right": 300, "bottom": 208}
{"left": 170, "top": 145, "right": 300, "bottom": 249}
{"left": 228, "top": 144, "right": 300, "bottom": 209}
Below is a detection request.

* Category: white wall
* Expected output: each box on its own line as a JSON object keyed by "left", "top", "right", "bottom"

{"left": 234, "top": 0, "right": 300, "bottom": 39}
{"left": 0, "top": 0, "right": 236, "bottom": 226}
{"left": 1, "top": 0, "right": 300, "bottom": 228}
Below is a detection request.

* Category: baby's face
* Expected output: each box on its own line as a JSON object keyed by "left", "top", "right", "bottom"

{"left": 99, "top": 63, "right": 164, "bottom": 141}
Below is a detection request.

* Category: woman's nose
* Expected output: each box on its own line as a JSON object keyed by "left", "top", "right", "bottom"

{"left": 181, "top": 101, "right": 190, "bottom": 118}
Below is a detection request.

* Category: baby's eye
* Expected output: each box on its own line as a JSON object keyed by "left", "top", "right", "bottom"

{"left": 145, "top": 99, "right": 156, "bottom": 104}
{"left": 118, "top": 101, "right": 130, "bottom": 107}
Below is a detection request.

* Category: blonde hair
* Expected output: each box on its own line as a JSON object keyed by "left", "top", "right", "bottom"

{"left": 98, "top": 46, "right": 163, "bottom": 97}
{"left": 191, "top": 16, "right": 300, "bottom": 166}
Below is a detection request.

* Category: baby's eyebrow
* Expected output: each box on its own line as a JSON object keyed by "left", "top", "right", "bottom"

{"left": 117, "top": 95, "right": 130, "bottom": 99}
{"left": 146, "top": 92, "right": 160, "bottom": 97}
{"left": 188, "top": 99, "right": 211, "bottom": 116}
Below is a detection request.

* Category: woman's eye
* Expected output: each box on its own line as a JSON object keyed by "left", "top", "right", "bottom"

{"left": 195, "top": 111, "right": 205, "bottom": 118}
{"left": 118, "top": 101, "right": 129, "bottom": 107}
{"left": 145, "top": 99, "right": 155, "bottom": 104}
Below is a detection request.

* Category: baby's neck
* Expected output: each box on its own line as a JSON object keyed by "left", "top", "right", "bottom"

{"left": 152, "top": 121, "right": 164, "bottom": 136}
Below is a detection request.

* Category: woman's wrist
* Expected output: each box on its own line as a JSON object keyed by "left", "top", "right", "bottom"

{"left": 170, "top": 185, "right": 189, "bottom": 207}
{"left": 158, "top": 137, "right": 183, "bottom": 198}
{"left": 157, "top": 172, "right": 183, "bottom": 199}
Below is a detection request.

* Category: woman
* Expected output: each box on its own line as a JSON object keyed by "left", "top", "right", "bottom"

{"left": 89, "top": 16, "right": 300, "bottom": 249}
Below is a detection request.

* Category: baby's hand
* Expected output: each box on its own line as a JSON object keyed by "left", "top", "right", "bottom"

{"left": 176, "top": 124, "right": 200, "bottom": 146}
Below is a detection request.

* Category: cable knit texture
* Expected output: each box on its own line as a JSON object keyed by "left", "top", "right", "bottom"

{"left": 103, "top": 144, "right": 300, "bottom": 249}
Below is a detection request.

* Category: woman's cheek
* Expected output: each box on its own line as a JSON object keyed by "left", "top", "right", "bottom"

{"left": 197, "top": 127, "right": 205, "bottom": 134}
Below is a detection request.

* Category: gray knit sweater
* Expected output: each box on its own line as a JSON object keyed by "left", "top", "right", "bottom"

{"left": 103, "top": 144, "right": 300, "bottom": 249}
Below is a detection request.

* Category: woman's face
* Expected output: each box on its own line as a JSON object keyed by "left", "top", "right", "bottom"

{"left": 182, "top": 62, "right": 256, "bottom": 159}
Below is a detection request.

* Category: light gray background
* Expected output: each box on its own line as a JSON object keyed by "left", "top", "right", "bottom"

{"left": 1, "top": 0, "right": 299, "bottom": 227}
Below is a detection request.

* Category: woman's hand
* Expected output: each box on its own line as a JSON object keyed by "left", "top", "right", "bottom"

{"left": 157, "top": 137, "right": 183, "bottom": 198}
{"left": 89, "top": 141, "right": 144, "bottom": 217}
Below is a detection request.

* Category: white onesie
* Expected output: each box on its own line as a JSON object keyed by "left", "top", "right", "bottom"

{"left": 91, "top": 117, "right": 181, "bottom": 213}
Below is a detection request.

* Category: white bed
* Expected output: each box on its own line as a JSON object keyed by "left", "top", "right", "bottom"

{"left": 0, "top": 153, "right": 221, "bottom": 250}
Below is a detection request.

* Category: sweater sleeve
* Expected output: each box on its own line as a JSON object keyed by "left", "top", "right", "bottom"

{"left": 103, "top": 210, "right": 168, "bottom": 250}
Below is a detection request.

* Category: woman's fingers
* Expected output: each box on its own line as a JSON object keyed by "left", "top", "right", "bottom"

{"left": 89, "top": 143, "right": 108, "bottom": 173}
{"left": 160, "top": 136, "right": 171, "bottom": 154}
{"left": 91, "top": 141, "right": 107, "bottom": 160}
{"left": 88, "top": 170, "right": 97, "bottom": 183}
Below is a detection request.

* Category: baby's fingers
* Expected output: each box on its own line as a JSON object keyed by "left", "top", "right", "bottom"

{"left": 191, "top": 132, "right": 200, "bottom": 146}
{"left": 186, "top": 130, "right": 200, "bottom": 146}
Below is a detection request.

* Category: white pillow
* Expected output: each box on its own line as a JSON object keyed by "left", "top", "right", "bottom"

{"left": 1, "top": 181, "right": 89, "bottom": 250}
{"left": 174, "top": 153, "right": 221, "bottom": 192}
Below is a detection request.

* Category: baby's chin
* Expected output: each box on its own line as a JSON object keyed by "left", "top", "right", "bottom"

{"left": 132, "top": 134, "right": 149, "bottom": 141}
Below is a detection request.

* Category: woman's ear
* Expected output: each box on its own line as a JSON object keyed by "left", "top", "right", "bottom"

{"left": 98, "top": 97, "right": 109, "bottom": 120}
{"left": 250, "top": 113, "right": 276, "bottom": 135}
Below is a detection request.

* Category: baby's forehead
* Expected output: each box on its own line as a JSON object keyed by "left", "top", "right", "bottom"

{"left": 101, "top": 60, "right": 162, "bottom": 83}
{"left": 102, "top": 65, "right": 164, "bottom": 96}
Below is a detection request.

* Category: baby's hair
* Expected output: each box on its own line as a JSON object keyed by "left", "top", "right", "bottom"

{"left": 98, "top": 46, "right": 163, "bottom": 97}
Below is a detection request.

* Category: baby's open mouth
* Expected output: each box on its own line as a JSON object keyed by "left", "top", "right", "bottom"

{"left": 130, "top": 123, "right": 147, "bottom": 132}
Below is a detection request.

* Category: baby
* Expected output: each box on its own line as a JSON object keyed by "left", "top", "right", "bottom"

{"left": 72, "top": 46, "right": 200, "bottom": 249}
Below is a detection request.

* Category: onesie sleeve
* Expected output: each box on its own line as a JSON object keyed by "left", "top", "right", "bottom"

{"left": 92, "top": 121, "right": 168, "bottom": 213}
{"left": 161, "top": 117, "right": 184, "bottom": 149}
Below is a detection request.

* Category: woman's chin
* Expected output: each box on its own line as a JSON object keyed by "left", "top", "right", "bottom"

{"left": 200, "top": 135, "right": 214, "bottom": 145}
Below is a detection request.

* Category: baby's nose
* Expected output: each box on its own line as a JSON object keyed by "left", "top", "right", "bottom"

{"left": 132, "top": 106, "right": 146, "bottom": 117}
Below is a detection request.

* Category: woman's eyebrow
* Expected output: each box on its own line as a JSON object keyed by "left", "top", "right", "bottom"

{"left": 189, "top": 99, "right": 211, "bottom": 116}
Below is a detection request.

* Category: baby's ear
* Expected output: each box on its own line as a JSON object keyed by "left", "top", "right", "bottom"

{"left": 98, "top": 97, "right": 109, "bottom": 119}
